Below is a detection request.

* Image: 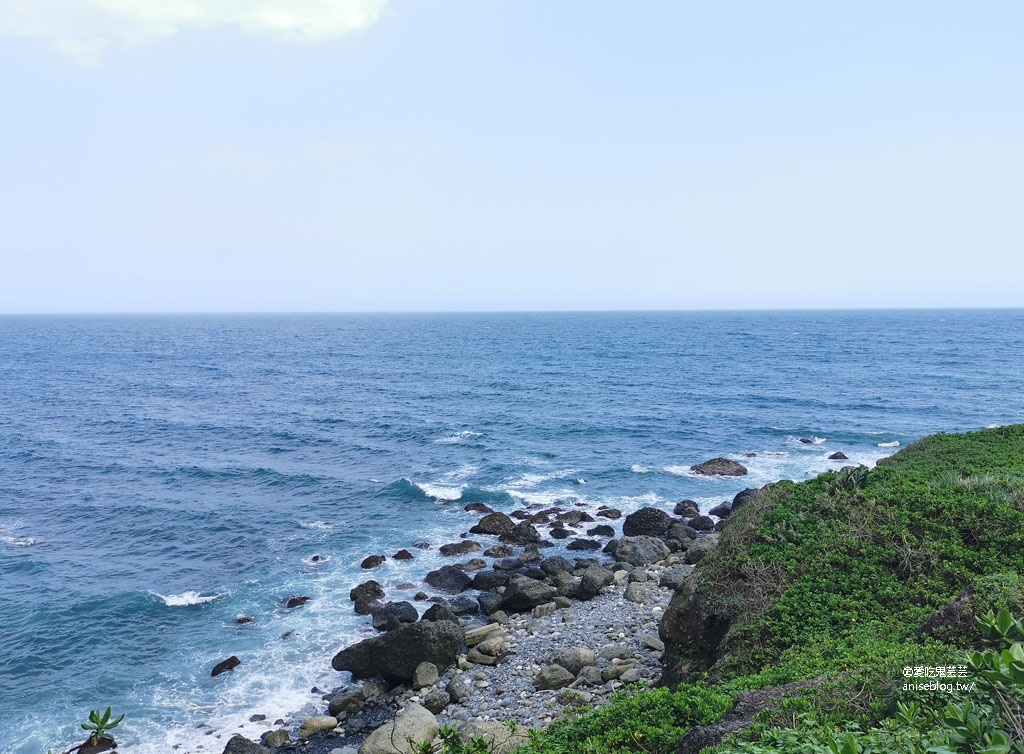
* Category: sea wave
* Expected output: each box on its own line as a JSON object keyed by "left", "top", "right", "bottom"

{"left": 2, "top": 536, "right": 37, "bottom": 547}
{"left": 435, "top": 430, "right": 482, "bottom": 445}
{"left": 878, "top": 441, "right": 901, "bottom": 448}
{"left": 150, "top": 591, "right": 224, "bottom": 607}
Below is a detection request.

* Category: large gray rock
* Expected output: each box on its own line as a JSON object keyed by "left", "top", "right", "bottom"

{"left": 456, "top": 722, "right": 530, "bottom": 754}
{"left": 659, "top": 564, "right": 695, "bottom": 591}
{"left": 540, "top": 557, "right": 574, "bottom": 577}
{"left": 502, "top": 577, "right": 558, "bottom": 612}
{"left": 622, "top": 507, "right": 673, "bottom": 537}
{"left": 577, "top": 566, "right": 614, "bottom": 600}
{"left": 472, "top": 570, "right": 511, "bottom": 591}
{"left": 423, "top": 689, "right": 450, "bottom": 714}
{"left": 424, "top": 565, "right": 472, "bottom": 594}
{"left": 614, "top": 536, "right": 670, "bottom": 566}
{"left": 359, "top": 703, "right": 439, "bottom": 754}
{"left": 412, "top": 661, "right": 439, "bottom": 689}
{"left": 222, "top": 735, "right": 271, "bottom": 754}
{"left": 298, "top": 716, "right": 338, "bottom": 738}
{"left": 548, "top": 647, "right": 597, "bottom": 676}
{"left": 446, "top": 675, "right": 472, "bottom": 702}
{"left": 332, "top": 620, "right": 464, "bottom": 682}
{"left": 470, "top": 512, "right": 515, "bottom": 535}
{"left": 328, "top": 689, "right": 364, "bottom": 717}
{"left": 690, "top": 458, "right": 748, "bottom": 476}
{"left": 534, "top": 663, "right": 575, "bottom": 690}
{"left": 684, "top": 534, "right": 720, "bottom": 565}
{"left": 351, "top": 581, "right": 386, "bottom": 603}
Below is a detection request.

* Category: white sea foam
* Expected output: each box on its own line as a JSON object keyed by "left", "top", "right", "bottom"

{"left": 811, "top": 437, "right": 827, "bottom": 444}
{"left": 299, "top": 520, "right": 334, "bottom": 530}
{"left": 630, "top": 465, "right": 651, "bottom": 473}
{"left": 878, "top": 440, "right": 901, "bottom": 448}
{"left": 417, "top": 483, "right": 465, "bottom": 501}
{"left": 151, "top": 590, "right": 224, "bottom": 606}
{"left": 2, "top": 536, "right": 37, "bottom": 547}
{"left": 302, "top": 554, "right": 330, "bottom": 566}
{"left": 435, "top": 430, "right": 482, "bottom": 444}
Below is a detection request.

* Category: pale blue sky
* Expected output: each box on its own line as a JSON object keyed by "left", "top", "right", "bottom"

{"left": 1, "top": 1, "right": 1022, "bottom": 312}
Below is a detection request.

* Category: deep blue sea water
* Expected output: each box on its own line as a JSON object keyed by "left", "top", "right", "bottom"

{"left": 1, "top": 310, "right": 1022, "bottom": 754}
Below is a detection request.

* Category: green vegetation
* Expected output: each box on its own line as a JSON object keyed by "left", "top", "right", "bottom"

{"left": 495, "top": 426, "right": 1024, "bottom": 754}
{"left": 80, "top": 706, "right": 124, "bottom": 747}
{"left": 518, "top": 684, "right": 733, "bottom": 754}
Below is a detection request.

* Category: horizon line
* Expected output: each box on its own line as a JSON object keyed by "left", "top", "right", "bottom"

{"left": 0, "top": 305, "right": 1022, "bottom": 316}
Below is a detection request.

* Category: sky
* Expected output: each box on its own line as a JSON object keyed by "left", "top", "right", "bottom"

{"left": 0, "top": 1, "right": 1022, "bottom": 313}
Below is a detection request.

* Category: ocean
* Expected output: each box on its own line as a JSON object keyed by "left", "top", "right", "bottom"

{"left": 1, "top": 310, "right": 1021, "bottom": 753}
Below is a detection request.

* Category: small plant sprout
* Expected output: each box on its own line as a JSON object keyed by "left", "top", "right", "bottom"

{"left": 81, "top": 707, "right": 124, "bottom": 746}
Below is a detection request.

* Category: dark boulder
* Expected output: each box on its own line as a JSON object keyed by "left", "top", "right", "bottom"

{"left": 499, "top": 521, "right": 541, "bottom": 545}
{"left": 674, "top": 500, "right": 700, "bottom": 517}
{"left": 371, "top": 601, "right": 418, "bottom": 630}
{"left": 478, "top": 592, "right": 504, "bottom": 615}
{"left": 424, "top": 566, "right": 472, "bottom": 594}
{"left": 471, "top": 570, "right": 511, "bottom": 590}
{"left": 456, "top": 558, "right": 488, "bottom": 572}
{"left": 689, "top": 515, "right": 715, "bottom": 531}
{"left": 421, "top": 602, "right": 457, "bottom": 623}
{"left": 596, "top": 508, "right": 622, "bottom": 519}
{"left": 708, "top": 502, "right": 731, "bottom": 519}
{"left": 221, "top": 734, "right": 271, "bottom": 754}
{"left": 212, "top": 655, "right": 241, "bottom": 676}
{"left": 393, "top": 549, "right": 414, "bottom": 560}
{"left": 731, "top": 488, "right": 762, "bottom": 512}
{"left": 799, "top": 438, "right": 814, "bottom": 444}
{"left": 622, "top": 507, "right": 673, "bottom": 537}
{"left": 567, "top": 539, "right": 601, "bottom": 551}
{"left": 549, "top": 527, "right": 571, "bottom": 539}
{"left": 439, "top": 540, "right": 481, "bottom": 556}
{"left": 667, "top": 522, "right": 697, "bottom": 543}
{"left": 464, "top": 503, "right": 494, "bottom": 514}
{"left": 690, "top": 458, "right": 748, "bottom": 477}
{"left": 502, "top": 577, "right": 558, "bottom": 612}
{"left": 361, "top": 555, "right": 386, "bottom": 569}
{"left": 483, "top": 544, "right": 514, "bottom": 557}
{"left": 448, "top": 595, "right": 479, "bottom": 615}
{"left": 470, "top": 512, "right": 515, "bottom": 536}
{"left": 614, "top": 536, "right": 670, "bottom": 566}
{"left": 587, "top": 524, "right": 615, "bottom": 537}
{"left": 350, "top": 581, "right": 385, "bottom": 602}
{"left": 332, "top": 619, "right": 464, "bottom": 682}
{"left": 354, "top": 597, "right": 383, "bottom": 615}
{"left": 493, "top": 557, "right": 525, "bottom": 571}
{"left": 539, "top": 557, "right": 574, "bottom": 577}
{"left": 828, "top": 452, "right": 849, "bottom": 461}
{"left": 557, "top": 510, "right": 594, "bottom": 525}
{"left": 577, "top": 566, "right": 614, "bottom": 600}
{"left": 282, "top": 595, "right": 311, "bottom": 609}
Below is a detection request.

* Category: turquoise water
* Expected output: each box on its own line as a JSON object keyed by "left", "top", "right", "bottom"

{"left": 1, "top": 310, "right": 1021, "bottom": 753}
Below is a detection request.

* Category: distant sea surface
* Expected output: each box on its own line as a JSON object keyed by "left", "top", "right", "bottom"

{"left": 1, "top": 310, "right": 1022, "bottom": 753}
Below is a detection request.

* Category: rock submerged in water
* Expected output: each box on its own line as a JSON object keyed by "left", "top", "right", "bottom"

{"left": 350, "top": 580, "right": 385, "bottom": 602}
{"left": 332, "top": 619, "right": 464, "bottom": 682}
{"left": 361, "top": 555, "right": 386, "bottom": 569}
{"left": 690, "top": 458, "right": 748, "bottom": 476}
{"left": 282, "top": 595, "right": 311, "bottom": 609}
{"left": 211, "top": 655, "right": 241, "bottom": 676}
{"left": 829, "top": 451, "right": 849, "bottom": 460}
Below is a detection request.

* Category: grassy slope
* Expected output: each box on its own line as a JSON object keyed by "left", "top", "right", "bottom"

{"left": 517, "top": 426, "right": 1024, "bottom": 754}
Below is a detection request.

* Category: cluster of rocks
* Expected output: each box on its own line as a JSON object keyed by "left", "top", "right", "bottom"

{"left": 216, "top": 459, "right": 783, "bottom": 754}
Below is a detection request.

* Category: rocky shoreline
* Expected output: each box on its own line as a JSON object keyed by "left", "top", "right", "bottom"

{"left": 213, "top": 457, "right": 770, "bottom": 754}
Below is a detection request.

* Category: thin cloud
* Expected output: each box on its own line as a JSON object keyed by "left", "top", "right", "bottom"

{"left": 0, "top": 0, "right": 389, "bottom": 64}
